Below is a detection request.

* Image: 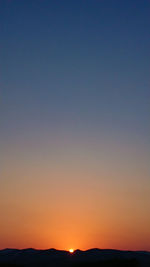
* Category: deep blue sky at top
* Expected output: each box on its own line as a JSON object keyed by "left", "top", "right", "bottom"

{"left": 1, "top": 0, "right": 150, "bottom": 145}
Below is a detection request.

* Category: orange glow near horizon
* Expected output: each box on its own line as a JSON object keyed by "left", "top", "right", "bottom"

{"left": 1, "top": 134, "right": 150, "bottom": 252}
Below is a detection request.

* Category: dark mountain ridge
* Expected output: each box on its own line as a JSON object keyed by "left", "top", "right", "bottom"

{"left": 0, "top": 248, "right": 150, "bottom": 267}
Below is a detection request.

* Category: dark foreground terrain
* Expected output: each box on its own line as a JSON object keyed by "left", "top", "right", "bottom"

{"left": 0, "top": 248, "right": 150, "bottom": 267}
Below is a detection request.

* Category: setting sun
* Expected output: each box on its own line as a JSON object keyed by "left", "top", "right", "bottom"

{"left": 69, "top": 249, "right": 74, "bottom": 253}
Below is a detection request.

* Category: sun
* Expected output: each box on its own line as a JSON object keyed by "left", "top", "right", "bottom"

{"left": 69, "top": 249, "right": 74, "bottom": 253}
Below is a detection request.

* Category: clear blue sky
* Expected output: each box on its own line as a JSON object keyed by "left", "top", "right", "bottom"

{"left": 1, "top": 0, "right": 150, "bottom": 139}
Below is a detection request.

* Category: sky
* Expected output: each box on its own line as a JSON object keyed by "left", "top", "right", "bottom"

{"left": 1, "top": 0, "right": 150, "bottom": 251}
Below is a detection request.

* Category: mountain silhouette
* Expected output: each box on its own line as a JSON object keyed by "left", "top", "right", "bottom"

{"left": 0, "top": 248, "right": 150, "bottom": 267}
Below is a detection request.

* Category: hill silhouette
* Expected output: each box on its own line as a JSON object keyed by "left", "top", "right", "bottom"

{"left": 0, "top": 248, "right": 150, "bottom": 267}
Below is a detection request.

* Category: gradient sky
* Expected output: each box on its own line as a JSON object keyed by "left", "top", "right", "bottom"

{"left": 1, "top": 0, "right": 150, "bottom": 251}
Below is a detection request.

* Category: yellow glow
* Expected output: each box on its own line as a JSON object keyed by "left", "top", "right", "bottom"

{"left": 69, "top": 249, "right": 74, "bottom": 253}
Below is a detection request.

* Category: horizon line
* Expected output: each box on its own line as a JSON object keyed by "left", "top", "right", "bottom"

{"left": 1, "top": 247, "right": 150, "bottom": 253}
